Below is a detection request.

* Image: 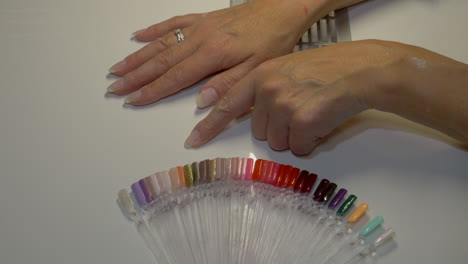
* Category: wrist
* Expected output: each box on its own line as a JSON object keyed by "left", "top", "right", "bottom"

{"left": 253, "top": 0, "right": 334, "bottom": 37}
{"left": 361, "top": 46, "right": 468, "bottom": 142}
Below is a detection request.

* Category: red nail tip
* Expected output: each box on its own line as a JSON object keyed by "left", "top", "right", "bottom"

{"left": 252, "top": 159, "right": 264, "bottom": 182}
{"left": 301, "top": 173, "right": 318, "bottom": 194}
{"left": 279, "top": 165, "right": 293, "bottom": 188}
{"left": 294, "top": 170, "right": 309, "bottom": 192}
{"left": 260, "top": 160, "right": 270, "bottom": 182}
{"left": 286, "top": 167, "right": 301, "bottom": 188}
{"left": 263, "top": 161, "right": 275, "bottom": 184}
{"left": 269, "top": 163, "right": 280, "bottom": 185}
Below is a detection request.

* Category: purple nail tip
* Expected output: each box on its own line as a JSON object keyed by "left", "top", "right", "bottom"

{"left": 131, "top": 182, "right": 146, "bottom": 207}
{"left": 138, "top": 179, "right": 152, "bottom": 203}
{"left": 328, "top": 188, "right": 348, "bottom": 209}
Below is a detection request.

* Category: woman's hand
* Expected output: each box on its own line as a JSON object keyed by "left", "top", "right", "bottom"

{"left": 107, "top": 0, "right": 335, "bottom": 107}
{"left": 184, "top": 40, "right": 468, "bottom": 154}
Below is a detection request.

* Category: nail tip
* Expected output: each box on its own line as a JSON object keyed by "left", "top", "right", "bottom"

{"left": 195, "top": 96, "right": 206, "bottom": 109}
{"left": 184, "top": 140, "right": 193, "bottom": 149}
{"left": 196, "top": 88, "right": 219, "bottom": 109}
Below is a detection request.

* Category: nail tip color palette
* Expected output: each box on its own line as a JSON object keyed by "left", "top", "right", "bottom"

{"left": 118, "top": 157, "right": 395, "bottom": 264}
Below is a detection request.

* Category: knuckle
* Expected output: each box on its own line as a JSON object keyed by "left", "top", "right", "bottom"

{"left": 158, "top": 36, "right": 172, "bottom": 50}
{"left": 255, "top": 60, "right": 276, "bottom": 75}
{"left": 259, "top": 78, "right": 284, "bottom": 99}
{"left": 168, "top": 15, "right": 182, "bottom": 27}
{"left": 201, "top": 35, "right": 231, "bottom": 59}
{"left": 275, "top": 97, "right": 295, "bottom": 114}
{"left": 217, "top": 72, "right": 238, "bottom": 90}
{"left": 290, "top": 112, "right": 313, "bottom": 131}
{"left": 156, "top": 49, "right": 173, "bottom": 69}
{"left": 216, "top": 95, "right": 235, "bottom": 115}
{"left": 167, "top": 67, "right": 184, "bottom": 83}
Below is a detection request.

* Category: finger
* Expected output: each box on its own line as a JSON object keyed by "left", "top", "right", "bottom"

{"left": 251, "top": 72, "right": 287, "bottom": 141}
{"left": 133, "top": 14, "right": 202, "bottom": 42}
{"left": 289, "top": 85, "right": 361, "bottom": 155}
{"left": 109, "top": 30, "right": 189, "bottom": 76}
{"left": 267, "top": 83, "right": 317, "bottom": 151}
{"left": 267, "top": 109, "right": 290, "bottom": 151}
{"left": 288, "top": 103, "right": 328, "bottom": 156}
{"left": 184, "top": 74, "right": 257, "bottom": 148}
{"left": 124, "top": 49, "right": 221, "bottom": 105}
{"left": 107, "top": 37, "right": 198, "bottom": 96}
{"left": 196, "top": 58, "right": 258, "bottom": 108}
{"left": 251, "top": 96, "right": 268, "bottom": 141}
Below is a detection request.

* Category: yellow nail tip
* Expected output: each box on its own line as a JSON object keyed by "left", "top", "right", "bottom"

{"left": 347, "top": 203, "right": 368, "bottom": 224}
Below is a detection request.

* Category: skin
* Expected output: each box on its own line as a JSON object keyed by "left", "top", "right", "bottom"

{"left": 106, "top": 0, "right": 467, "bottom": 154}
{"left": 184, "top": 40, "right": 468, "bottom": 154}
{"left": 107, "top": 0, "right": 365, "bottom": 107}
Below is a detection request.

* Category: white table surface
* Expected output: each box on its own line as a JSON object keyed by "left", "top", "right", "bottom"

{"left": 1, "top": 0, "right": 467, "bottom": 263}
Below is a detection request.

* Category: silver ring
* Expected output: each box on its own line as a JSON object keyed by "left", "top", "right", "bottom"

{"left": 174, "top": 29, "right": 185, "bottom": 43}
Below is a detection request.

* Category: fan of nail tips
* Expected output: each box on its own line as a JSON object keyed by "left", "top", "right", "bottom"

{"left": 118, "top": 157, "right": 395, "bottom": 264}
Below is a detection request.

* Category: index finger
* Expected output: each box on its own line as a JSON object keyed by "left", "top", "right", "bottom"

{"left": 184, "top": 73, "right": 257, "bottom": 148}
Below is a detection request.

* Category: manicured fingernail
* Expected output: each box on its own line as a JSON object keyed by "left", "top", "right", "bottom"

{"left": 132, "top": 28, "right": 146, "bottom": 37}
{"left": 109, "top": 59, "right": 127, "bottom": 74}
{"left": 196, "top": 88, "right": 219, "bottom": 108}
{"left": 124, "top": 90, "right": 141, "bottom": 104}
{"left": 107, "top": 79, "right": 124, "bottom": 93}
{"left": 184, "top": 129, "right": 200, "bottom": 149}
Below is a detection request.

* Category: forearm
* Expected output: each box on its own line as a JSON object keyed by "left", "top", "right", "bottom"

{"left": 249, "top": 0, "right": 368, "bottom": 41}
{"left": 370, "top": 47, "right": 468, "bottom": 143}
{"left": 334, "top": 0, "right": 368, "bottom": 10}
{"left": 294, "top": 0, "right": 368, "bottom": 27}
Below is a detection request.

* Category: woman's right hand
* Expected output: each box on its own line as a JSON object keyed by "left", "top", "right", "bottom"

{"left": 185, "top": 40, "right": 468, "bottom": 154}
{"left": 107, "top": 0, "right": 353, "bottom": 107}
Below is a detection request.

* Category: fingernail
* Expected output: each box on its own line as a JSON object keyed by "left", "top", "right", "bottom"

{"left": 132, "top": 28, "right": 146, "bottom": 37}
{"left": 124, "top": 90, "right": 141, "bottom": 104}
{"left": 107, "top": 79, "right": 124, "bottom": 93}
{"left": 184, "top": 129, "right": 200, "bottom": 149}
{"left": 109, "top": 59, "right": 127, "bottom": 74}
{"left": 196, "top": 88, "right": 219, "bottom": 108}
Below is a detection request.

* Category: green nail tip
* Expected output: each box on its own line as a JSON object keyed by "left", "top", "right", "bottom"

{"left": 337, "top": 195, "right": 357, "bottom": 216}
{"left": 191, "top": 162, "right": 199, "bottom": 186}
{"left": 184, "top": 164, "right": 193, "bottom": 187}
{"left": 360, "top": 216, "right": 384, "bottom": 236}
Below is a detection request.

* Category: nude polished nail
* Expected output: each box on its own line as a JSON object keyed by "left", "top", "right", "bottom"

{"left": 109, "top": 59, "right": 127, "bottom": 74}
{"left": 196, "top": 88, "right": 219, "bottom": 108}
{"left": 124, "top": 90, "right": 141, "bottom": 104}
{"left": 107, "top": 79, "right": 124, "bottom": 93}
